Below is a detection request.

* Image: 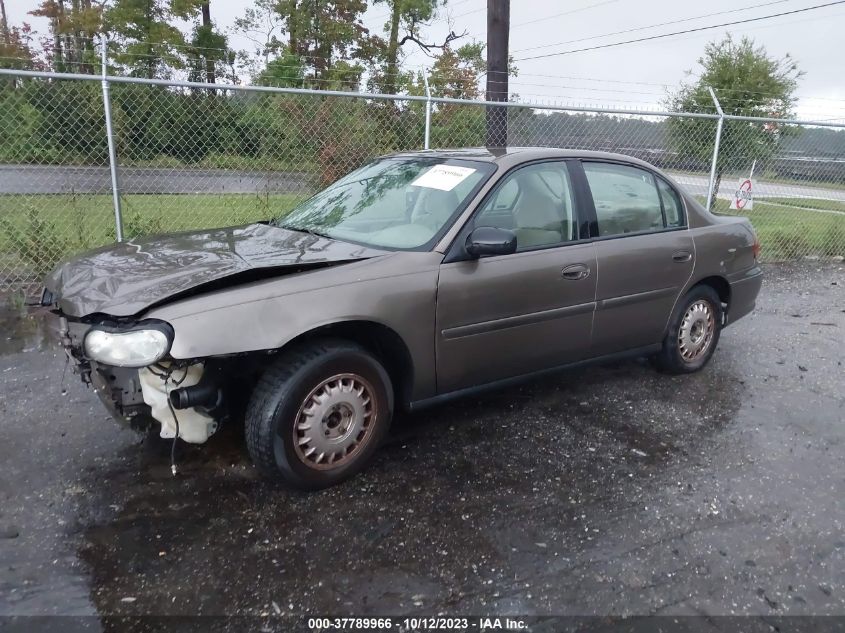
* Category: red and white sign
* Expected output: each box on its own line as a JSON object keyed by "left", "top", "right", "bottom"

{"left": 730, "top": 177, "right": 754, "bottom": 211}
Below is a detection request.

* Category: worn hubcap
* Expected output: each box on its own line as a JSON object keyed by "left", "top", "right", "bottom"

{"left": 293, "top": 373, "right": 376, "bottom": 470}
{"left": 678, "top": 300, "right": 716, "bottom": 362}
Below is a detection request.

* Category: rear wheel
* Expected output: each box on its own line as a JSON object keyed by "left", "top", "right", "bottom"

{"left": 653, "top": 285, "right": 723, "bottom": 374}
{"left": 245, "top": 340, "right": 393, "bottom": 489}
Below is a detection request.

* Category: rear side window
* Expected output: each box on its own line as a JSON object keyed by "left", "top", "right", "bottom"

{"left": 583, "top": 162, "right": 664, "bottom": 237}
{"left": 657, "top": 178, "right": 684, "bottom": 227}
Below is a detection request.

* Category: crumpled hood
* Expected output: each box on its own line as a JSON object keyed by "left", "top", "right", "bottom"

{"left": 45, "top": 223, "right": 387, "bottom": 317}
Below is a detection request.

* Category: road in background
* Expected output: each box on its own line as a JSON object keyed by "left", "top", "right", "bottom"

{"left": 0, "top": 165, "right": 314, "bottom": 195}
{"left": 668, "top": 172, "right": 845, "bottom": 206}
{"left": 2, "top": 165, "right": 845, "bottom": 206}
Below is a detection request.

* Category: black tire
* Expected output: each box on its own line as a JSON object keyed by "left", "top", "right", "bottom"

{"left": 653, "top": 285, "right": 723, "bottom": 374}
{"left": 245, "top": 339, "right": 393, "bottom": 490}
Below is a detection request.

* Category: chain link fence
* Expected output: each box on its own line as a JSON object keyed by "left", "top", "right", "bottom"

{"left": 1, "top": 68, "right": 844, "bottom": 294}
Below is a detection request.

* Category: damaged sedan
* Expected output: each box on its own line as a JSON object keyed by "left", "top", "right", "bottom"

{"left": 43, "top": 148, "right": 763, "bottom": 489}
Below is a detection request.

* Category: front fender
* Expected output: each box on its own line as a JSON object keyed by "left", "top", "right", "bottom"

{"left": 144, "top": 252, "right": 443, "bottom": 400}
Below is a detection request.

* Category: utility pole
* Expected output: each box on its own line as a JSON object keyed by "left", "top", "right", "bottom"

{"left": 0, "top": 0, "right": 11, "bottom": 48}
{"left": 485, "top": 0, "right": 509, "bottom": 148}
{"left": 201, "top": 2, "right": 215, "bottom": 85}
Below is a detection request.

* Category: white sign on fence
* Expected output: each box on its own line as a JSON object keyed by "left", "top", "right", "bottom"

{"left": 730, "top": 177, "right": 754, "bottom": 211}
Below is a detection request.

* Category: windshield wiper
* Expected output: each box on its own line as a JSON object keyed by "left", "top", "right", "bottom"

{"left": 276, "top": 223, "right": 331, "bottom": 239}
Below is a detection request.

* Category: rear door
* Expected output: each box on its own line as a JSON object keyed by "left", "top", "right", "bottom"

{"left": 435, "top": 160, "right": 597, "bottom": 392}
{"left": 574, "top": 160, "right": 695, "bottom": 356}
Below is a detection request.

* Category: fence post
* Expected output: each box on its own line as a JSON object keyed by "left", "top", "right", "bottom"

{"left": 705, "top": 86, "right": 724, "bottom": 212}
{"left": 100, "top": 35, "right": 124, "bottom": 242}
{"left": 422, "top": 69, "right": 432, "bottom": 150}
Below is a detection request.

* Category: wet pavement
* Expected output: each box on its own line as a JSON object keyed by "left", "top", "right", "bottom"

{"left": 0, "top": 263, "right": 843, "bottom": 623}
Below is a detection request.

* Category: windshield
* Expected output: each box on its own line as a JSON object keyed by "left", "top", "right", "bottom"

{"left": 276, "top": 157, "right": 494, "bottom": 250}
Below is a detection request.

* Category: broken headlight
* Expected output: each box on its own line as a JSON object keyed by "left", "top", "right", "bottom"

{"left": 83, "top": 321, "right": 174, "bottom": 368}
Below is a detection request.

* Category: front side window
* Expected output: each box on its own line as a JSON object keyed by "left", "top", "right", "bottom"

{"left": 583, "top": 162, "right": 664, "bottom": 237}
{"left": 276, "top": 158, "right": 493, "bottom": 250}
{"left": 474, "top": 162, "right": 577, "bottom": 251}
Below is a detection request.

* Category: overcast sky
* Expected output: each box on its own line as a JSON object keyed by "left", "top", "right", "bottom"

{"left": 7, "top": 0, "right": 845, "bottom": 121}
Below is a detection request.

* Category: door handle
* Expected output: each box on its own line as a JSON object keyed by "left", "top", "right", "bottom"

{"left": 562, "top": 263, "right": 590, "bottom": 280}
{"left": 672, "top": 250, "right": 692, "bottom": 263}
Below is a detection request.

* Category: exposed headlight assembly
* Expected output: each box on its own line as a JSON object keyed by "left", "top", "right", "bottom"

{"left": 83, "top": 321, "right": 174, "bottom": 368}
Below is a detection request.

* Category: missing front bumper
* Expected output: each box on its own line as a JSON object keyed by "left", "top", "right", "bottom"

{"left": 138, "top": 364, "right": 219, "bottom": 444}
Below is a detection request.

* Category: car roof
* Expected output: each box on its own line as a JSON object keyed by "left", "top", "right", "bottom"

{"left": 384, "top": 147, "right": 662, "bottom": 171}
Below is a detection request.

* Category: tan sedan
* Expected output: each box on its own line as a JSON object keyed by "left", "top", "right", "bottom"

{"left": 43, "top": 148, "right": 763, "bottom": 488}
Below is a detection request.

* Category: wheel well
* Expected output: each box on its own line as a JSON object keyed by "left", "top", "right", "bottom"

{"left": 282, "top": 321, "right": 415, "bottom": 407}
{"left": 693, "top": 276, "right": 731, "bottom": 307}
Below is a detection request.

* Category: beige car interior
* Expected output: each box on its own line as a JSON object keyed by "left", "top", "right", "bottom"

{"left": 477, "top": 165, "right": 575, "bottom": 250}
{"left": 347, "top": 184, "right": 459, "bottom": 248}
{"left": 410, "top": 188, "right": 460, "bottom": 233}
{"left": 584, "top": 164, "right": 665, "bottom": 236}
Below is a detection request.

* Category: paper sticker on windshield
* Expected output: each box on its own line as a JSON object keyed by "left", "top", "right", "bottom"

{"left": 411, "top": 165, "right": 476, "bottom": 191}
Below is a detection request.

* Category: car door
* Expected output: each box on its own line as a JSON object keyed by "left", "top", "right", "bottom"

{"left": 575, "top": 160, "right": 695, "bottom": 356}
{"left": 435, "top": 161, "right": 598, "bottom": 393}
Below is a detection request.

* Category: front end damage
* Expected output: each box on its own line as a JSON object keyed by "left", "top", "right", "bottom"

{"left": 51, "top": 309, "right": 229, "bottom": 445}
{"left": 38, "top": 221, "right": 387, "bottom": 451}
{"left": 139, "top": 363, "right": 221, "bottom": 443}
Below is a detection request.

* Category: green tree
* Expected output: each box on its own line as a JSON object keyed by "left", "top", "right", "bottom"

{"left": 667, "top": 35, "right": 802, "bottom": 208}
{"left": 29, "top": 0, "right": 103, "bottom": 73}
{"left": 0, "top": 19, "right": 41, "bottom": 72}
{"left": 232, "top": 0, "right": 285, "bottom": 67}
{"left": 427, "top": 42, "right": 485, "bottom": 99}
{"left": 233, "top": 0, "right": 373, "bottom": 89}
{"left": 276, "top": 0, "right": 373, "bottom": 85}
{"left": 173, "top": 0, "right": 227, "bottom": 84}
{"left": 256, "top": 48, "right": 305, "bottom": 87}
{"left": 371, "top": 0, "right": 439, "bottom": 94}
{"left": 105, "top": 0, "right": 186, "bottom": 78}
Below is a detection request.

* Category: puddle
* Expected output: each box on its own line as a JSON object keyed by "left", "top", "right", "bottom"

{"left": 0, "top": 305, "right": 55, "bottom": 357}
{"left": 2, "top": 263, "right": 842, "bottom": 617}
{"left": 69, "top": 357, "right": 748, "bottom": 616}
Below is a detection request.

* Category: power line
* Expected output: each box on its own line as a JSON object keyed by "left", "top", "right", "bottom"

{"left": 368, "top": 0, "right": 476, "bottom": 23}
{"left": 514, "top": 0, "right": 845, "bottom": 61}
{"left": 509, "top": 80, "right": 665, "bottom": 96}
{"left": 511, "top": 0, "right": 620, "bottom": 29}
{"left": 512, "top": 0, "right": 792, "bottom": 53}
{"left": 450, "top": 5, "right": 487, "bottom": 19}
{"left": 484, "top": 68, "right": 672, "bottom": 85}
{"left": 509, "top": 92, "right": 668, "bottom": 107}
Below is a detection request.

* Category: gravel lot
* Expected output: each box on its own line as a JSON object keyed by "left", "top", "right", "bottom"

{"left": 0, "top": 263, "right": 843, "bottom": 625}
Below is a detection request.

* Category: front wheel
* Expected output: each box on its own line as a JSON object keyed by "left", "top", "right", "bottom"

{"left": 245, "top": 340, "right": 393, "bottom": 489}
{"left": 653, "top": 285, "right": 723, "bottom": 374}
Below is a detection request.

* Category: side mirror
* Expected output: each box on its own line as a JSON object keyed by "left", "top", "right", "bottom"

{"left": 465, "top": 226, "right": 517, "bottom": 258}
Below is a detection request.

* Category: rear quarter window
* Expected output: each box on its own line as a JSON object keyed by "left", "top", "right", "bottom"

{"left": 657, "top": 178, "right": 685, "bottom": 227}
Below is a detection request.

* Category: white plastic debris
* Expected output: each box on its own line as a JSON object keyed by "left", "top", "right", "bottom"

{"left": 139, "top": 364, "right": 218, "bottom": 444}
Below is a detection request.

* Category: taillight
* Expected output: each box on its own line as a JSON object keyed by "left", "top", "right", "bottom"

{"left": 752, "top": 234, "right": 761, "bottom": 260}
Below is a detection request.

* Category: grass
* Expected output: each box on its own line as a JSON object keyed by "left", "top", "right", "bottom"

{"left": 754, "top": 196, "right": 845, "bottom": 214}
{"left": 705, "top": 197, "right": 845, "bottom": 260}
{"left": 1, "top": 192, "right": 305, "bottom": 241}
{"left": 0, "top": 192, "right": 306, "bottom": 285}
{"left": 1, "top": 191, "right": 843, "bottom": 290}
